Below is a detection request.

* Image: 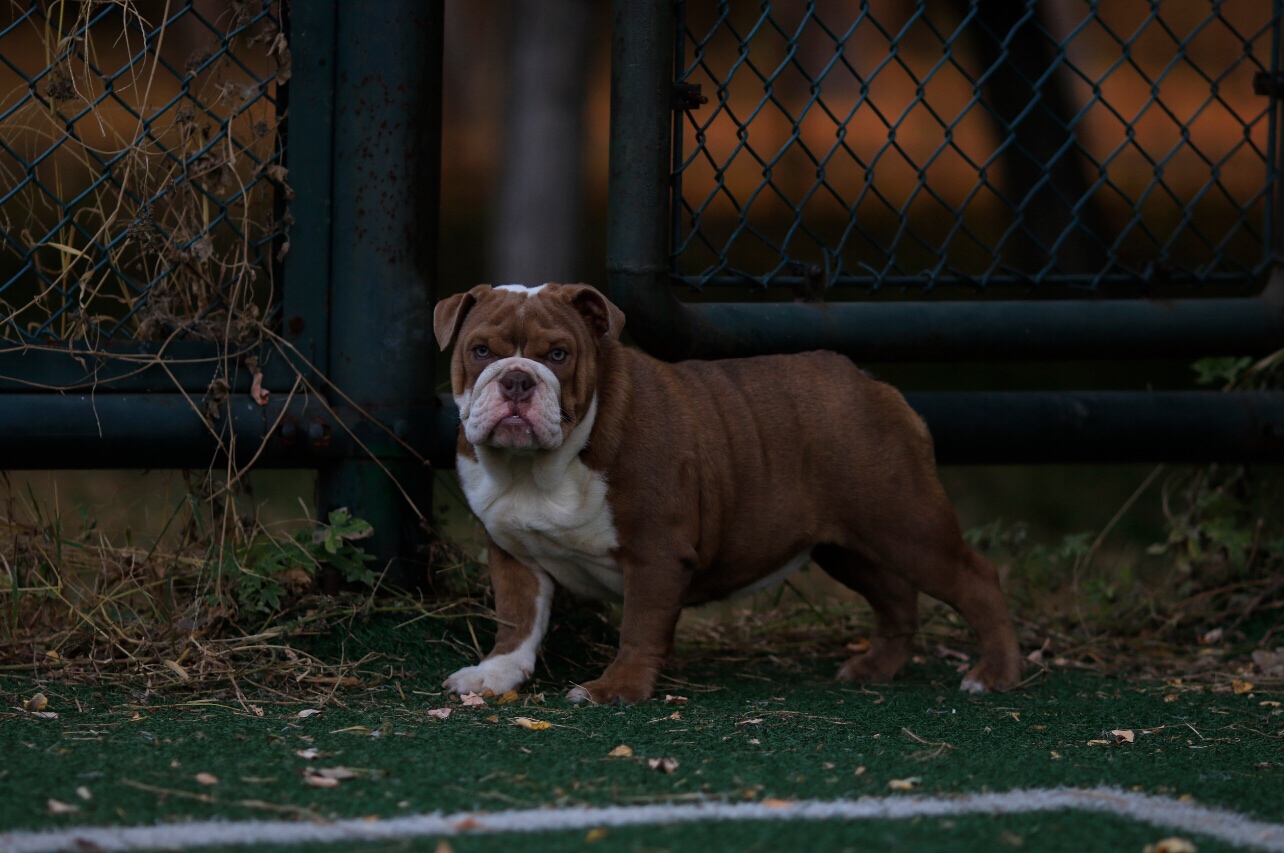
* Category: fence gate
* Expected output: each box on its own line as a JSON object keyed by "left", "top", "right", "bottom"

{"left": 608, "top": 0, "right": 1284, "bottom": 462}
{"left": 0, "top": 2, "right": 445, "bottom": 587}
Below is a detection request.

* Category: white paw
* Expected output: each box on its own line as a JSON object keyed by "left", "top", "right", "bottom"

{"left": 565, "top": 685, "right": 593, "bottom": 704}
{"left": 443, "top": 655, "right": 530, "bottom": 696}
{"left": 959, "top": 677, "right": 986, "bottom": 694}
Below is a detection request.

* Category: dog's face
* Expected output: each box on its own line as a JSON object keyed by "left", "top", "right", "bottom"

{"left": 433, "top": 284, "right": 625, "bottom": 452}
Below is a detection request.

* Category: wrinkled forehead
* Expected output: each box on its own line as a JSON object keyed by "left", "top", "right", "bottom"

{"left": 461, "top": 284, "right": 581, "bottom": 341}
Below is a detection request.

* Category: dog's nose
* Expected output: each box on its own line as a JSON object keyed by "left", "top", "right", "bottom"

{"left": 499, "top": 369, "right": 535, "bottom": 401}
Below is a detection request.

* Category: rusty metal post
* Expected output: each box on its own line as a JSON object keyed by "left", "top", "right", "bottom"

{"left": 316, "top": 0, "right": 442, "bottom": 590}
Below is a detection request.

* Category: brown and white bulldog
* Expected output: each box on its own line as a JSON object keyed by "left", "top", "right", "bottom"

{"left": 434, "top": 283, "right": 1022, "bottom": 704}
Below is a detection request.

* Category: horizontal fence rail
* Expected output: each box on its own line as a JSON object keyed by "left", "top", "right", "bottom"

{"left": 428, "top": 396, "right": 1284, "bottom": 466}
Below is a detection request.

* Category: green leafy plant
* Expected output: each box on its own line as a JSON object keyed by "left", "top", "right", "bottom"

{"left": 216, "top": 508, "right": 376, "bottom": 614}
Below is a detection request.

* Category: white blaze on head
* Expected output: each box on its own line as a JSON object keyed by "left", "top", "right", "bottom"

{"left": 460, "top": 355, "right": 564, "bottom": 450}
{"left": 494, "top": 283, "right": 548, "bottom": 297}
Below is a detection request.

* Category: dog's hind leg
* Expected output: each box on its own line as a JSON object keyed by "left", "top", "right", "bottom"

{"left": 863, "top": 524, "right": 1023, "bottom": 693}
{"left": 814, "top": 543, "right": 918, "bottom": 683}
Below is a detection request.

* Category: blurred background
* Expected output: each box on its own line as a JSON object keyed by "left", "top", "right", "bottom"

{"left": 0, "top": 0, "right": 1279, "bottom": 645}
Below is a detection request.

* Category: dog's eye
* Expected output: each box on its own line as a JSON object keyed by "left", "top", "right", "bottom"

{"left": 471, "top": 345, "right": 491, "bottom": 360}
{"left": 548, "top": 348, "right": 568, "bottom": 363}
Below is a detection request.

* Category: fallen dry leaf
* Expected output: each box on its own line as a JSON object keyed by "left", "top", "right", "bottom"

{"left": 163, "top": 659, "right": 191, "bottom": 681}
{"left": 194, "top": 773, "right": 219, "bottom": 786}
{"left": 1050, "top": 751, "right": 1062, "bottom": 760}
{"left": 647, "top": 757, "right": 680, "bottom": 774}
{"left": 248, "top": 704, "right": 265, "bottom": 717}
{"left": 512, "top": 717, "right": 552, "bottom": 731}
{"left": 1143, "top": 837, "right": 1198, "bottom": 853}
{"left": 496, "top": 690, "right": 520, "bottom": 705}
{"left": 427, "top": 707, "right": 452, "bottom": 720}
{"left": 75, "top": 786, "right": 91, "bottom": 801}
{"left": 667, "top": 711, "right": 682, "bottom": 721}
{"left": 736, "top": 718, "right": 764, "bottom": 726}
{"left": 585, "top": 828, "right": 608, "bottom": 843}
{"left": 854, "top": 766, "right": 866, "bottom": 776}
{"left": 47, "top": 799, "right": 79, "bottom": 815}
{"left": 485, "top": 714, "right": 499, "bottom": 723}
{"left": 888, "top": 777, "right": 921, "bottom": 791}
{"left": 460, "top": 692, "right": 487, "bottom": 708}
{"left": 24, "top": 693, "right": 48, "bottom": 712}
{"left": 664, "top": 695, "right": 689, "bottom": 705}
{"left": 1232, "top": 680, "right": 1254, "bottom": 694}
{"left": 313, "top": 766, "right": 359, "bottom": 780}
{"left": 607, "top": 744, "right": 634, "bottom": 758}
{"left": 303, "top": 773, "right": 339, "bottom": 788}
{"left": 1111, "top": 729, "right": 1136, "bottom": 743}
{"left": 27, "top": 710, "right": 58, "bottom": 720}
{"left": 295, "top": 748, "right": 320, "bottom": 760}
{"left": 1087, "top": 739, "right": 1112, "bottom": 745}
{"left": 298, "top": 709, "right": 323, "bottom": 719}
{"left": 250, "top": 371, "right": 270, "bottom": 406}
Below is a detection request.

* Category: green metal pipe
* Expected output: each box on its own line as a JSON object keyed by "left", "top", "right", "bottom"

{"left": 606, "top": 0, "right": 688, "bottom": 353}
{"left": 0, "top": 390, "right": 1277, "bottom": 466}
{"left": 316, "top": 0, "right": 442, "bottom": 590}
{"left": 280, "top": 0, "right": 337, "bottom": 381}
{"left": 906, "top": 390, "right": 1284, "bottom": 463}
{"left": 0, "top": 394, "right": 338, "bottom": 469}
{"left": 680, "top": 283, "right": 1284, "bottom": 362}
{"left": 0, "top": 342, "right": 300, "bottom": 393}
{"left": 426, "top": 391, "right": 1284, "bottom": 465}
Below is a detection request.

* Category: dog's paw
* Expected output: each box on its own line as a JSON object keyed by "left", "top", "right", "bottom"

{"left": 443, "top": 656, "right": 530, "bottom": 696}
{"left": 958, "top": 659, "right": 1022, "bottom": 694}
{"left": 564, "top": 676, "right": 654, "bottom": 706}
{"left": 565, "top": 685, "right": 595, "bottom": 704}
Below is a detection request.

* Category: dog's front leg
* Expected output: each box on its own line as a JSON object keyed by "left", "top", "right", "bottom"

{"left": 566, "top": 551, "right": 690, "bottom": 706}
{"left": 443, "top": 543, "right": 553, "bottom": 696}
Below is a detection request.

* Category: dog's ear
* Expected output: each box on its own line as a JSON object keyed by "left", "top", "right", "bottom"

{"left": 565, "top": 285, "right": 625, "bottom": 341}
{"left": 433, "top": 285, "right": 491, "bottom": 350}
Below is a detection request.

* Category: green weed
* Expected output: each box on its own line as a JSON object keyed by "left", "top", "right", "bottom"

{"left": 214, "top": 508, "right": 376, "bottom": 614}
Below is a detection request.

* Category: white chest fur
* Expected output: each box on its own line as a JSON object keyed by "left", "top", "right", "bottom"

{"left": 457, "top": 398, "right": 624, "bottom": 600}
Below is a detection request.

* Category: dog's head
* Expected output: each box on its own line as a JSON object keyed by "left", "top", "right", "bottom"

{"left": 434, "top": 284, "right": 625, "bottom": 452}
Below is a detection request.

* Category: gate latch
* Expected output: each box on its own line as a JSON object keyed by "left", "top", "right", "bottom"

{"left": 1254, "top": 71, "right": 1284, "bottom": 98}
{"left": 673, "top": 82, "right": 708, "bottom": 112}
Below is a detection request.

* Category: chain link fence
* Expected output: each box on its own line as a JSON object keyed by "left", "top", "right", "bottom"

{"left": 671, "top": 0, "right": 1279, "bottom": 292}
{"left": 0, "top": 0, "right": 289, "bottom": 344}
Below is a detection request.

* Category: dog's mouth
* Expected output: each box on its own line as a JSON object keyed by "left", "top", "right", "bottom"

{"left": 487, "top": 409, "right": 541, "bottom": 449}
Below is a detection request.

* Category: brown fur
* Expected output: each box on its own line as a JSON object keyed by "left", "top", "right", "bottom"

{"left": 435, "top": 284, "right": 1023, "bottom": 704}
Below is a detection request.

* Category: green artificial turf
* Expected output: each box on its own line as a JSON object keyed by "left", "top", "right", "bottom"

{"left": 2, "top": 612, "right": 1281, "bottom": 847}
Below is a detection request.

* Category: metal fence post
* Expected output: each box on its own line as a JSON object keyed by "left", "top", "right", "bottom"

{"left": 607, "top": 0, "right": 712, "bottom": 358}
{"left": 317, "top": 1, "right": 443, "bottom": 591}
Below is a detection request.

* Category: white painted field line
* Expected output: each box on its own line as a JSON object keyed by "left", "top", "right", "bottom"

{"left": 3, "top": 788, "right": 1284, "bottom": 853}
